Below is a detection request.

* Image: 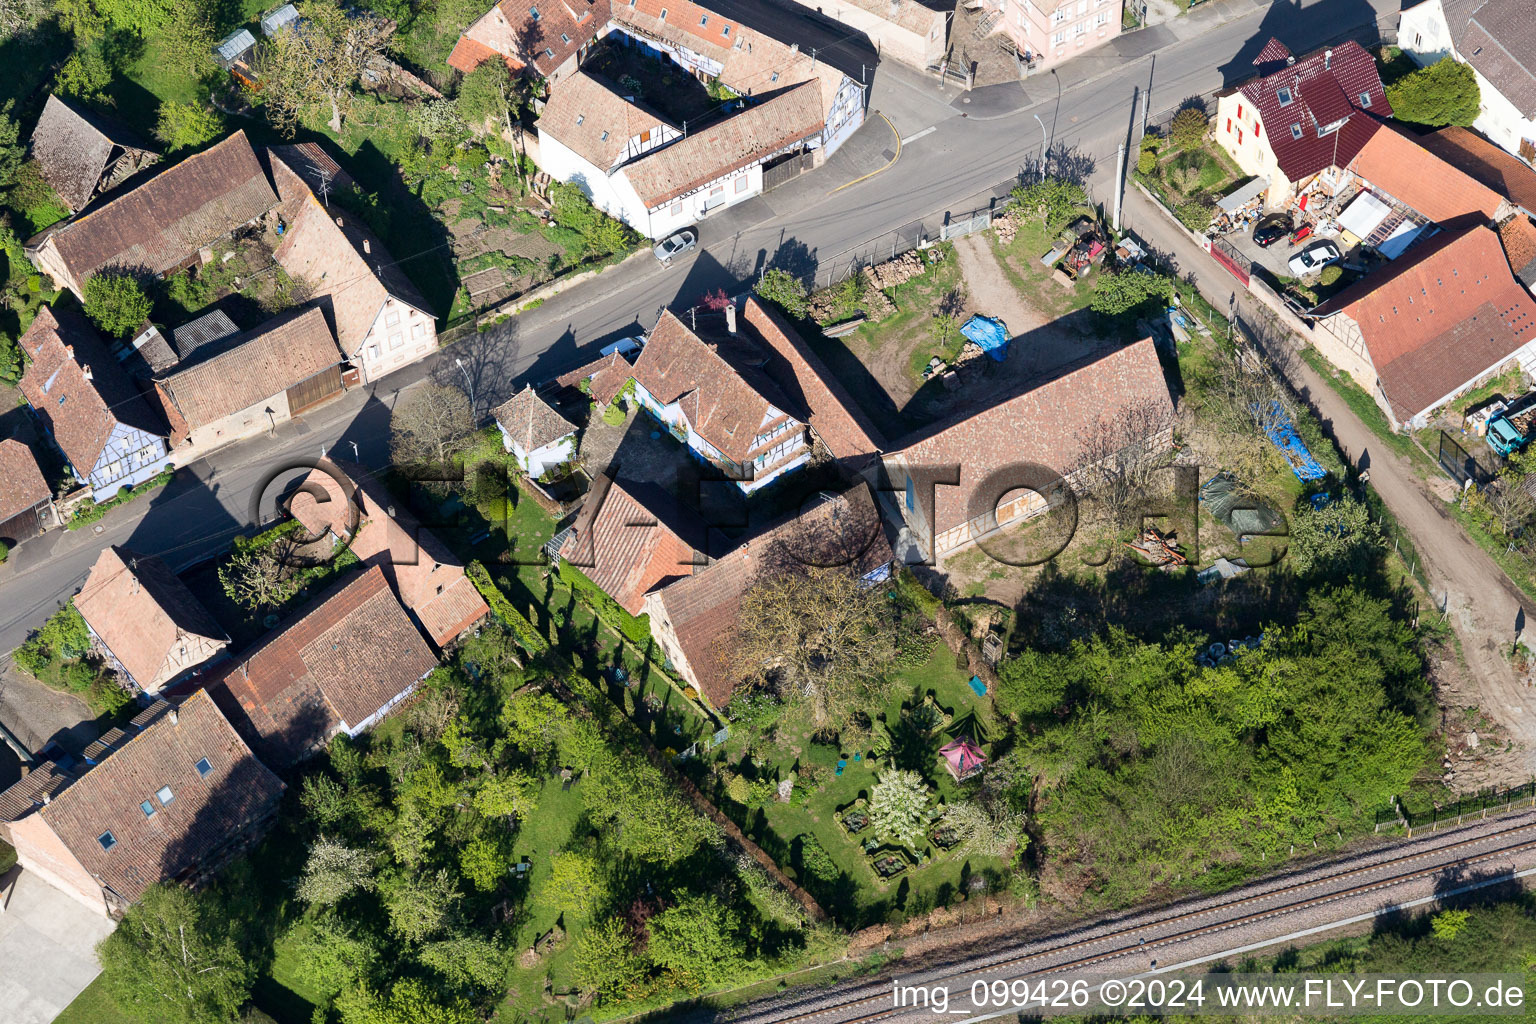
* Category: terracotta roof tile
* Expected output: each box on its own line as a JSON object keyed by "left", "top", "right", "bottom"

{"left": 449, "top": 32, "right": 512, "bottom": 73}
{"left": 1236, "top": 39, "right": 1390, "bottom": 182}
{"left": 285, "top": 462, "right": 489, "bottom": 648}
{"left": 605, "top": 310, "right": 798, "bottom": 465}
{"left": 17, "top": 307, "right": 166, "bottom": 477}
{"left": 743, "top": 297, "right": 885, "bottom": 463}
{"left": 37, "top": 689, "right": 284, "bottom": 904}
{"left": 1316, "top": 224, "right": 1536, "bottom": 421}
{"left": 621, "top": 82, "right": 823, "bottom": 207}
{"left": 0, "top": 440, "right": 51, "bottom": 525}
{"left": 74, "top": 546, "right": 228, "bottom": 692}
{"left": 153, "top": 306, "right": 341, "bottom": 435}
{"left": 0, "top": 761, "right": 73, "bottom": 823}
{"left": 559, "top": 474, "right": 709, "bottom": 613}
{"left": 210, "top": 566, "right": 439, "bottom": 767}
{"left": 891, "top": 337, "right": 1174, "bottom": 540}
{"left": 535, "top": 71, "right": 677, "bottom": 170}
{"left": 1348, "top": 122, "right": 1504, "bottom": 223}
{"left": 455, "top": 0, "right": 607, "bottom": 75}
{"left": 491, "top": 384, "right": 578, "bottom": 452}
{"left": 1499, "top": 214, "right": 1536, "bottom": 276}
{"left": 653, "top": 484, "right": 890, "bottom": 706}
{"left": 1418, "top": 126, "right": 1536, "bottom": 214}
{"left": 31, "top": 131, "right": 278, "bottom": 288}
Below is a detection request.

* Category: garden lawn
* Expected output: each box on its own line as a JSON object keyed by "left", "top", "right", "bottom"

{"left": 499, "top": 776, "right": 592, "bottom": 1020}
{"left": 727, "top": 643, "right": 1007, "bottom": 928}
{"left": 51, "top": 975, "right": 141, "bottom": 1024}
{"left": 987, "top": 214, "right": 1096, "bottom": 321}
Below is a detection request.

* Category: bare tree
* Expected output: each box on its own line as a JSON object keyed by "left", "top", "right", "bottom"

{"left": 1072, "top": 397, "right": 1174, "bottom": 530}
{"left": 390, "top": 379, "right": 477, "bottom": 478}
{"left": 255, "top": 0, "right": 387, "bottom": 135}
{"left": 219, "top": 545, "right": 300, "bottom": 611}
{"left": 732, "top": 566, "right": 904, "bottom": 732}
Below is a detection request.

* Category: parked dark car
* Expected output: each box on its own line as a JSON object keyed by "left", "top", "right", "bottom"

{"left": 1252, "top": 214, "right": 1293, "bottom": 248}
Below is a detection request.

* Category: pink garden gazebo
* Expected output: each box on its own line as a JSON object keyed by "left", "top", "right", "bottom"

{"left": 939, "top": 738, "right": 986, "bottom": 781}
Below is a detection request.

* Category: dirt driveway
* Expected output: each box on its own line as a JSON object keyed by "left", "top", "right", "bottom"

{"left": 1123, "top": 186, "right": 1535, "bottom": 790}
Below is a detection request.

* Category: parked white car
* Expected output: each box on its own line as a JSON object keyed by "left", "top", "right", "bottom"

{"left": 1288, "top": 240, "right": 1342, "bottom": 276}
{"left": 653, "top": 228, "right": 698, "bottom": 265}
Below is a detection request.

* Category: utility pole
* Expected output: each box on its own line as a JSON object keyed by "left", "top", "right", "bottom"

{"left": 1113, "top": 141, "right": 1125, "bottom": 231}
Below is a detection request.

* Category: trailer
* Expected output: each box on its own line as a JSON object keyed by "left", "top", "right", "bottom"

{"left": 1487, "top": 393, "right": 1536, "bottom": 457}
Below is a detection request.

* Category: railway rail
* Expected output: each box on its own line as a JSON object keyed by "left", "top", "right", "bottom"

{"left": 759, "top": 820, "right": 1536, "bottom": 1024}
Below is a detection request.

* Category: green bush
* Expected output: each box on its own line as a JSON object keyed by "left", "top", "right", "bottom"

{"left": 1386, "top": 57, "right": 1479, "bottom": 127}
{"left": 559, "top": 560, "right": 651, "bottom": 645}
{"left": 754, "top": 268, "right": 809, "bottom": 319}
{"left": 1169, "top": 106, "right": 1209, "bottom": 149}
{"left": 83, "top": 271, "right": 152, "bottom": 338}
{"left": 1136, "top": 149, "right": 1157, "bottom": 175}
{"left": 0, "top": 539, "right": 8, "bottom": 564}
{"left": 13, "top": 602, "right": 92, "bottom": 678}
{"left": 1319, "top": 265, "right": 1343, "bottom": 287}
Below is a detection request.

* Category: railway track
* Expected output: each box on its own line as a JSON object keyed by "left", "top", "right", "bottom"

{"left": 762, "top": 820, "right": 1536, "bottom": 1024}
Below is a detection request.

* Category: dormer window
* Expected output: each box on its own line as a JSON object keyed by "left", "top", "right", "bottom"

{"left": 699, "top": 13, "right": 707, "bottom": 23}
{"left": 1359, "top": 91, "right": 1372, "bottom": 108}
{"left": 545, "top": 47, "right": 555, "bottom": 57}
{"left": 721, "top": 24, "right": 729, "bottom": 35}
{"left": 1290, "top": 124, "right": 1303, "bottom": 140}
{"left": 98, "top": 831, "right": 117, "bottom": 851}
{"left": 561, "top": 32, "right": 570, "bottom": 42}
{"left": 659, "top": 6, "right": 667, "bottom": 16}
{"left": 1277, "top": 86, "right": 1294, "bottom": 106}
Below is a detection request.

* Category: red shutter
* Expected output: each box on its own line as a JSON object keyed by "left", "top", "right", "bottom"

{"left": 1237, "top": 103, "right": 1243, "bottom": 119}
{"left": 1226, "top": 117, "right": 1232, "bottom": 133}
{"left": 1255, "top": 121, "right": 1262, "bottom": 138}
{"left": 1237, "top": 129, "right": 1243, "bottom": 144}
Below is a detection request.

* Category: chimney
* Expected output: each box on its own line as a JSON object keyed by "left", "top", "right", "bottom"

{"left": 1324, "top": 48, "right": 1332, "bottom": 69}
{"left": 64, "top": 345, "right": 74, "bottom": 359}
{"left": 363, "top": 239, "right": 370, "bottom": 254}
{"left": 790, "top": 42, "right": 799, "bottom": 53}
{"left": 168, "top": 707, "right": 178, "bottom": 725}
{"left": 336, "top": 216, "right": 344, "bottom": 227}
{"left": 41, "top": 792, "right": 49, "bottom": 805}
{"left": 725, "top": 303, "right": 737, "bottom": 333}
{"left": 82, "top": 364, "right": 93, "bottom": 382}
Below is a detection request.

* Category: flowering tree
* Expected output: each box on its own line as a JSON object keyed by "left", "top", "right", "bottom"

{"left": 868, "top": 769, "right": 932, "bottom": 847}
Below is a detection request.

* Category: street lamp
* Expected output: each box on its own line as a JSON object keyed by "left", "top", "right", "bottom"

{"left": 1033, "top": 113, "right": 1047, "bottom": 178}
{"left": 455, "top": 358, "right": 476, "bottom": 421}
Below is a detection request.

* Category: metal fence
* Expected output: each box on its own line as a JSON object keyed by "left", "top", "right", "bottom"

{"left": 1376, "top": 780, "right": 1536, "bottom": 834}
{"left": 809, "top": 174, "right": 1045, "bottom": 289}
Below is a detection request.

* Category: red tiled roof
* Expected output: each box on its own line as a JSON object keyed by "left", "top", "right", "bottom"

{"left": 1316, "top": 224, "right": 1536, "bottom": 422}
{"left": 559, "top": 474, "right": 708, "bottom": 614}
{"left": 453, "top": 0, "right": 607, "bottom": 76}
{"left": 37, "top": 689, "right": 284, "bottom": 904}
{"left": 1348, "top": 122, "right": 1504, "bottom": 223}
{"left": 449, "top": 33, "right": 517, "bottom": 74}
{"left": 1418, "top": 126, "right": 1536, "bottom": 214}
{"left": 1500, "top": 215, "right": 1536, "bottom": 276}
{"left": 621, "top": 82, "right": 823, "bottom": 207}
{"left": 17, "top": 306, "right": 166, "bottom": 477}
{"left": 491, "top": 384, "right": 577, "bottom": 453}
{"left": 210, "top": 566, "right": 439, "bottom": 767}
{"left": 1237, "top": 39, "right": 1390, "bottom": 182}
{"left": 153, "top": 306, "right": 341, "bottom": 436}
{"left": 0, "top": 440, "right": 50, "bottom": 525}
{"left": 535, "top": 71, "right": 676, "bottom": 171}
{"left": 285, "top": 462, "right": 489, "bottom": 648}
{"left": 742, "top": 297, "right": 885, "bottom": 463}
{"left": 891, "top": 337, "right": 1174, "bottom": 540}
{"left": 75, "top": 546, "right": 227, "bottom": 691}
{"left": 604, "top": 310, "right": 797, "bottom": 465}
{"left": 652, "top": 484, "right": 891, "bottom": 707}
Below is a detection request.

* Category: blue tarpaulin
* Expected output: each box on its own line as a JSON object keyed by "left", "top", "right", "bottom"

{"left": 1256, "top": 401, "right": 1327, "bottom": 481}
{"left": 960, "top": 315, "right": 1010, "bottom": 361}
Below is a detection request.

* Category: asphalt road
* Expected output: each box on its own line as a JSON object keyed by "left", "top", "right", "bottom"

{"left": 722, "top": 810, "right": 1536, "bottom": 1024}
{"left": 0, "top": 0, "right": 1401, "bottom": 682}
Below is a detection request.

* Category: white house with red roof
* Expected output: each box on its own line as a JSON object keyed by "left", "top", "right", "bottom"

{"left": 1213, "top": 39, "right": 1391, "bottom": 210}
